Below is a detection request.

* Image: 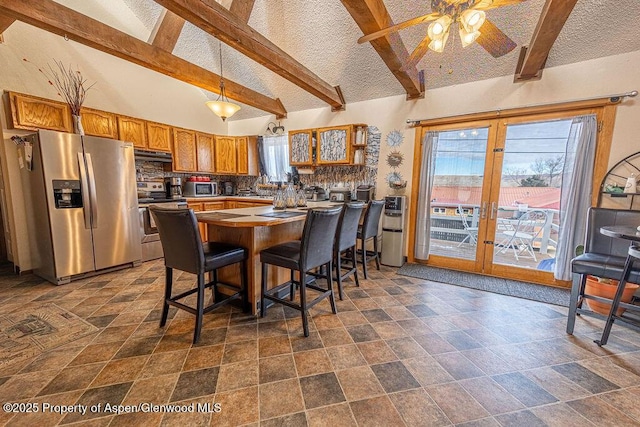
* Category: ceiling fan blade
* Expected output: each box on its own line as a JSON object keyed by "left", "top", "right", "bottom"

{"left": 401, "top": 35, "right": 431, "bottom": 71}
{"left": 474, "top": 0, "right": 527, "bottom": 11}
{"left": 476, "top": 19, "right": 517, "bottom": 58}
{"left": 358, "top": 12, "right": 440, "bottom": 44}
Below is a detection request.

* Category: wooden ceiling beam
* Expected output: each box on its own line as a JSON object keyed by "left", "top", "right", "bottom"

{"left": 154, "top": 0, "right": 344, "bottom": 110}
{"left": 229, "top": 0, "right": 255, "bottom": 24}
{"left": 148, "top": 9, "right": 185, "bottom": 52}
{"left": 0, "top": 15, "right": 15, "bottom": 33}
{"left": 514, "top": 0, "right": 578, "bottom": 81}
{"left": 0, "top": 0, "right": 287, "bottom": 118}
{"left": 340, "top": 0, "right": 424, "bottom": 100}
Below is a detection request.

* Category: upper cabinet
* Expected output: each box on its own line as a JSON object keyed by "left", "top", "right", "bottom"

{"left": 7, "top": 91, "right": 72, "bottom": 132}
{"left": 146, "top": 122, "right": 172, "bottom": 152}
{"left": 80, "top": 107, "right": 117, "bottom": 139}
{"left": 196, "top": 132, "right": 215, "bottom": 174}
{"left": 289, "top": 129, "right": 315, "bottom": 166}
{"left": 288, "top": 124, "right": 366, "bottom": 166}
{"left": 172, "top": 127, "right": 197, "bottom": 172}
{"left": 213, "top": 136, "right": 258, "bottom": 175}
{"left": 117, "top": 115, "right": 147, "bottom": 148}
{"left": 214, "top": 136, "right": 237, "bottom": 174}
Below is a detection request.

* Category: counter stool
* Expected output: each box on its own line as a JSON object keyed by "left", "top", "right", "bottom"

{"left": 150, "top": 206, "right": 248, "bottom": 344}
{"left": 260, "top": 207, "right": 342, "bottom": 337}
{"left": 334, "top": 202, "right": 365, "bottom": 300}
{"left": 357, "top": 200, "right": 385, "bottom": 279}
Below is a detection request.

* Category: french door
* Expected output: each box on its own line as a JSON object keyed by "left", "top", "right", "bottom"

{"left": 413, "top": 109, "right": 599, "bottom": 287}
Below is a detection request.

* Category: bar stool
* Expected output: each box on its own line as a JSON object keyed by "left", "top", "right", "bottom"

{"left": 150, "top": 206, "right": 248, "bottom": 344}
{"left": 334, "top": 202, "right": 365, "bottom": 300}
{"left": 260, "top": 207, "right": 342, "bottom": 337}
{"left": 357, "top": 200, "right": 385, "bottom": 279}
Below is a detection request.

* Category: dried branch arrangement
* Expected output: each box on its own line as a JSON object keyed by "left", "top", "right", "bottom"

{"left": 23, "top": 58, "right": 95, "bottom": 115}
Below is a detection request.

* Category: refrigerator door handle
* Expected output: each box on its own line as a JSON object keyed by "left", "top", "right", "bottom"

{"left": 85, "top": 153, "right": 98, "bottom": 228}
{"left": 77, "top": 152, "right": 92, "bottom": 229}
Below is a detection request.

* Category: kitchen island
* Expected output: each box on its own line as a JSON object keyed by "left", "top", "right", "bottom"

{"left": 196, "top": 201, "right": 338, "bottom": 315}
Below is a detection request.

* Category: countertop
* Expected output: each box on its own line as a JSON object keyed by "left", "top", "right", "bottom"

{"left": 185, "top": 195, "right": 275, "bottom": 203}
{"left": 196, "top": 201, "right": 342, "bottom": 227}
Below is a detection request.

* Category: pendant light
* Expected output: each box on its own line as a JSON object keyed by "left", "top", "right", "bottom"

{"left": 206, "top": 41, "right": 241, "bottom": 121}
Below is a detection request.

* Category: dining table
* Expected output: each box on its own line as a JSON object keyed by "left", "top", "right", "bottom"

{"left": 196, "top": 201, "right": 340, "bottom": 315}
{"left": 595, "top": 225, "right": 640, "bottom": 345}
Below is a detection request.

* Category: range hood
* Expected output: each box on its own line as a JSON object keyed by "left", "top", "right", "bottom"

{"left": 133, "top": 149, "right": 173, "bottom": 163}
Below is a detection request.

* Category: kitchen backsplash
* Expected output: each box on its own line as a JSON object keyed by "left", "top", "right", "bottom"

{"left": 135, "top": 126, "right": 381, "bottom": 193}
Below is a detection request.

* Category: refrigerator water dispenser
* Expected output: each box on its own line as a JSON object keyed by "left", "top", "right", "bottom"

{"left": 52, "top": 180, "right": 83, "bottom": 209}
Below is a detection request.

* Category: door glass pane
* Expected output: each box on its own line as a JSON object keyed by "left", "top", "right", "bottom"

{"left": 493, "top": 119, "right": 573, "bottom": 271}
{"left": 429, "top": 127, "right": 488, "bottom": 260}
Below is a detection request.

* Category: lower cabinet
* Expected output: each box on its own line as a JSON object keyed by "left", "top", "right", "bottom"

{"left": 187, "top": 202, "right": 207, "bottom": 242}
{"left": 204, "top": 202, "right": 225, "bottom": 211}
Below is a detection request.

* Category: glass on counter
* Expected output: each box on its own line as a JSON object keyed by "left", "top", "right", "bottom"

{"left": 273, "top": 190, "right": 286, "bottom": 210}
{"left": 296, "top": 189, "right": 307, "bottom": 207}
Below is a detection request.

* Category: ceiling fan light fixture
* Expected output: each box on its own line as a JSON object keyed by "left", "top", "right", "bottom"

{"left": 459, "top": 26, "right": 481, "bottom": 48}
{"left": 428, "top": 35, "right": 448, "bottom": 53}
{"left": 460, "top": 9, "right": 486, "bottom": 33}
{"left": 427, "top": 15, "right": 452, "bottom": 39}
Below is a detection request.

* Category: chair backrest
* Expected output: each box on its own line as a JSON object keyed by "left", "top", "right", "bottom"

{"left": 300, "top": 206, "right": 342, "bottom": 271}
{"left": 585, "top": 208, "right": 640, "bottom": 257}
{"left": 336, "top": 202, "right": 365, "bottom": 253}
{"left": 361, "top": 200, "right": 385, "bottom": 239}
{"left": 457, "top": 205, "right": 473, "bottom": 230}
{"left": 149, "top": 206, "right": 204, "bottom": 274}
{"left": 514, "top": 209, "right": 548, "bottom": 239}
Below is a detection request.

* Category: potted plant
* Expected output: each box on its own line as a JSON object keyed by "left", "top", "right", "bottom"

{"left": 584, "top": 275, "right": 639, "bottom": 315}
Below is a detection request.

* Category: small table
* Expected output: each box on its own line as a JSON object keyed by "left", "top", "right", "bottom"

{"left": 595, "top": 225, "right": 640, "bottom": 345}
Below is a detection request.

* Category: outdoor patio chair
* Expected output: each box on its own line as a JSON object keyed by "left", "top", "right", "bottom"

{"left": 495, "top": 209, "right": 548, "bottom": 261}
{"left": 456, "top": 205, "right": 479, "bottom": 247}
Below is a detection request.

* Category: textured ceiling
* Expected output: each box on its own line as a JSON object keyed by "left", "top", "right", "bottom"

{"left": 98, "top": 0, "right": 640, "bottom": 120}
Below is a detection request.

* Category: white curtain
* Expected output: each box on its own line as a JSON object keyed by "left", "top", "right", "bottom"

{"left": 261, "top": 134, "right": 291, "bottom": 182}
{"left": 415, "top": 131, "right": 439, "bottom": 260}
{"left": 554, "top": 114, "right": 597, "bottom": 280}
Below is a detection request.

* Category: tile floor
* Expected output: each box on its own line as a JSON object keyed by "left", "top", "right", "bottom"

{"left": 0, "top": 261, "right": 640, "bottom": 426}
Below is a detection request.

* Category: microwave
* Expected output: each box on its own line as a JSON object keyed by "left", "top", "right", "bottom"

{"left": 183, "top": 181, "right": 218, "bottom": 197}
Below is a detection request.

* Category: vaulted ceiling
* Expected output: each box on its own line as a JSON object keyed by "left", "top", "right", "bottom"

{"left": 2, "top": 0, "right": 639, "bottom": 121}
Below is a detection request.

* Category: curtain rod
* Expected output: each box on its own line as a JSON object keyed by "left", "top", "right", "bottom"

{"left": 406, "top": 90, "right": 639, "bottom": 126}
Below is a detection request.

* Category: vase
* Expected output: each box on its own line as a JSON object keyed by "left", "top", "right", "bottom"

{"left": 72, "top": 114, "right": 85, "bottom": 135}
{"left": 585, "top": 275, "right": 639, "bottom": 315}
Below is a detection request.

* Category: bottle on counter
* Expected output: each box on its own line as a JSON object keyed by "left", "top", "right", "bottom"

{"left": 285, "top": 182, "right": 297, "bottom": 208}
{"left": 273, "top": 190, "right": 285, "bottom": 210}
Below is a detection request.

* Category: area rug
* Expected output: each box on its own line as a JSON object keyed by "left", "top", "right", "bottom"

{"left": 397, "top": 263, "right": 570, "bottom": 307}
{"left": 0, "top": 303, "right": 99, "bottom": 368}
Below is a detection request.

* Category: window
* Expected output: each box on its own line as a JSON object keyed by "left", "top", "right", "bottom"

{"left": 260, "top": 134, "right": 291, "bottom": 182}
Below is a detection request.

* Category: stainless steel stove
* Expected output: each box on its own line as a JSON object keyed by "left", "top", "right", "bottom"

{"left": 137, "top": 181, "right": 187, "bottom": 261}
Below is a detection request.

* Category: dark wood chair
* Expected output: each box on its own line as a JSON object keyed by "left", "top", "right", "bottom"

{"left": 150, "top": 206, "right": 248, "bottom": 344}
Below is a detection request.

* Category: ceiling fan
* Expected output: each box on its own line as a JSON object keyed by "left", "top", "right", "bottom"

{"left": 358, "top": 0, "right": 526, "bottom": 70}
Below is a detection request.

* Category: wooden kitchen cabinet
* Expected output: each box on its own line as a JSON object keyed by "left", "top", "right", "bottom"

{"left": 146, "top": 121, "right": 172, "bottom": 152}
{"left": 317, "top": 125, "right": 352, "bottom": 165}
{"left": 172, "top": 127, "right": 197, "bottom": 172}
{"left": 215, "top": 136, "right": 237, "bottom": 174}
{"left": 237, "top": 136, "right": 259, "bottom": 175}
{"left": 187, "top": 202, "right": 207, "bottom": 242}
{"left": 289, "top": 129, "right": 315, "bottom": 166}
{"left": 204, "top": 202, "right": 225, "bottom": 211}
{"left": 80, "top": 107, "right": 117, "bottom": 139}
{"left": 117, "top": 115, "right": 147, "bottom": 148}
{"left": 196, "top": 132, "right": 215, "bottom": 173}
{"left": 8, "top": 91, "right": 72, "bottom": 132}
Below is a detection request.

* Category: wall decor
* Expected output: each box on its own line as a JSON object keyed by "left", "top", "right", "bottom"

{"left": 386, "top": 151, "right": 404, "bottom": 168}
{"left": 365, "top": 126, "right": 381, "bottom": 168}
{"left": 386, "top": 130, "right": 404, "bottom": 147}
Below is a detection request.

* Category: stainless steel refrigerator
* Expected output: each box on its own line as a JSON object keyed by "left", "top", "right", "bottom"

{"left": 23, "top": 130, "right": 141, "bottom": 284}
